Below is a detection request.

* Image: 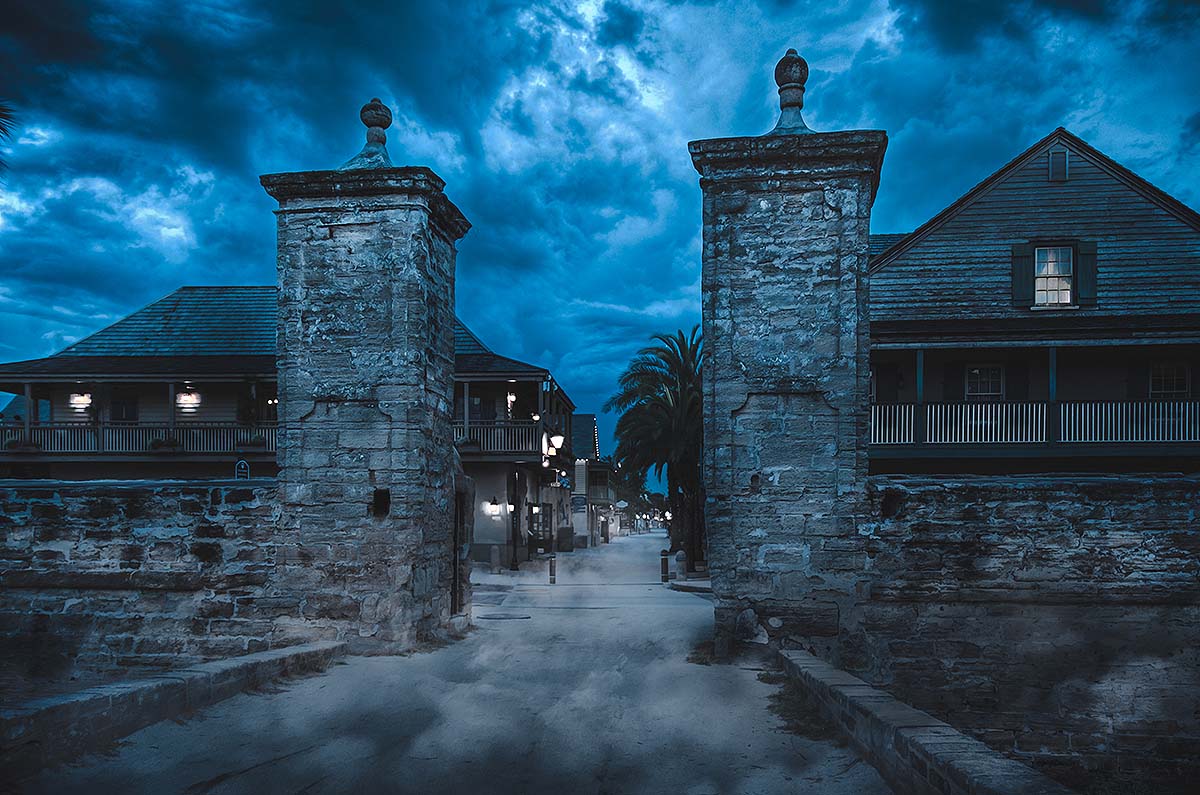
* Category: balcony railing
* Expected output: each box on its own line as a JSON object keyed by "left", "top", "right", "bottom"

{"left": 870, "top": 403, "right": 915, "bottom": 445}
{"left": 926, "top": 402, "right": 1047, "bottom": 444}
{"left": 453, "top": 420, "right": 540, "bottom": 454}
{"left": 1060, "top": 401, "right": 1200, "bottom": 443}
{"left": 0, "top": 423, "right": 277, "bottom": 454}
{"left": 871, "top": 401, "right": 1200, "bottom": 447}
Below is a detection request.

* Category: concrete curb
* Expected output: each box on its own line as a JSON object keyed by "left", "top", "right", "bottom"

{"left": 668, "top": 580, "right": 713, "bottom": 594}
{"left": 778, "top": 650, "right": 1075, "bottom": 795}
{"left": 1, "top": 640, "right": 347, "bottom": 778}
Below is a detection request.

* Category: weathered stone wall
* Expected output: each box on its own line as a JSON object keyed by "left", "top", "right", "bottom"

{"left": 262, "top": 165, "right": 471, "bottom": 653}
{"left": 0, "top": 482, "right": 283, "bottom": 688}
{"left": 720, "top": 474, "right": 1200, "bottom": 790}
{"left": 690, "top": 130, "right": 887, "bottom": 653}
{"left": 0, "top": 474, "right": 475, "bottom": 692}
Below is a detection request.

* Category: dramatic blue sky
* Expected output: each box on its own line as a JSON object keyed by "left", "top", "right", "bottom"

{"left": 2, "top": 0, "right": 1199, "bottom": 451}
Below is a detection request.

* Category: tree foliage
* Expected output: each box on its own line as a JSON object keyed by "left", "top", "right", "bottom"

{"left": 604, "top": 326, "right": 705, "bottom": 562}
{"left": 0, "top": 101, "right": 15, "bottom": 173}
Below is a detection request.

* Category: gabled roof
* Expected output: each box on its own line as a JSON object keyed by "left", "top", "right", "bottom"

{"left": 870, "top": 127, "right": 1200, "bottom": 273}
{"left": 0, "top": 286, "right": 555, "bottom": 383}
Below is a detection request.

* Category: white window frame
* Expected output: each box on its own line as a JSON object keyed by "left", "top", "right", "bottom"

{"left": 965, "top": 364, "right": 1005, "bottom": 402}
{"left": 1034, "top": 245, "right": 1074, "bottom": 307}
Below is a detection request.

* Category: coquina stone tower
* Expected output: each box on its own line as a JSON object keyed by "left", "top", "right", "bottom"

{"left": 261, "top": 99, "right": 470, "bottom": 651}
{"left": 690, "top": 51, "right": 886, "bottom": 656}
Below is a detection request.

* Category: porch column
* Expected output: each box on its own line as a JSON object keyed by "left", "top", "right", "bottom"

{"left": 462, "top": 381, "right": 470, "bottom": 437}
{"left": 691, "top": 49, "right": 886, "bottom": 656}
{"left": 167, "top": 382, "right": 176, "bottom": 433}
{"left": 914, "top": 349, "right": 926, "bottom": 445}
{"left": 1047, "top": 347, "right": 1059, "bottom": 445}
{"left": 22, "top": 382, "right": 31, "bottom": 440}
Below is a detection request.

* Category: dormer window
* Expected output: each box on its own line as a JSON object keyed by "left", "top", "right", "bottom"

{"left": 1034, "top": 246, "right": 1073, "bottom": 306}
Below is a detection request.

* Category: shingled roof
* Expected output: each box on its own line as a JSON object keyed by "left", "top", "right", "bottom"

{"left": 0, "top": 286, "right": 550, "bottom": 381}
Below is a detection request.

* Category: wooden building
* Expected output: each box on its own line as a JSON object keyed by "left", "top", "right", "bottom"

{"left": 868, "top": 128, "right": 1200, "bottom": 472}
{"left": 0, "top": 286, "right": 577, "bottom": 565}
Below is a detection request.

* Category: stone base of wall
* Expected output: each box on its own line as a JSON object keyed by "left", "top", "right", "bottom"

{"left": 2, "top": 640, "right": 346, "bottom": 778}
{"left": 0, "top": 479, "right": 471, "bottom": 690}
{"left": 717, "top": 474, "right": 1200, "bottom": 792}
{"left": 779, "top": 649, "right": 1073, "bottom": 795}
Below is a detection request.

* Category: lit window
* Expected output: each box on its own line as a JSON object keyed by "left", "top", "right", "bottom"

{"left": 1035, "top": 246, "right": 1073, "bottom": 306}
{"left": 965, "top": 365, "right": 1004, "bottom": 401}
{"left": 1150, "top": 363, "right": 1190, "bottom": 401}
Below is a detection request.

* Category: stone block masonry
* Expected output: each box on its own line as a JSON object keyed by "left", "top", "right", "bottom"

{"left": 261, "top": 102, "right": 471, "bottom": 654}
{"left": 693, "top": 51, "right": 1199, "bottom": 790}
{"left": 690, "top": 50, "right": 887, "bottom": 655}
{"left": 0, "top": 481, "right": 284, "bottom": 686}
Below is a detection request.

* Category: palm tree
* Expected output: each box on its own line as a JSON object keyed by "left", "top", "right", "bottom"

{"left": 0, "top": 101, "right": 16, "bottom": 172}
{"left": 604, "top": 326, "right": 705, "bottom": 568}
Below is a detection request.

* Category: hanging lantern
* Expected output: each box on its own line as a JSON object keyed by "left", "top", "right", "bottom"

{"left": 550, "top": 431, "right": 565, "bottom": 449}
{"left": 68, "top": 393, "right": 93, "bottom": 411}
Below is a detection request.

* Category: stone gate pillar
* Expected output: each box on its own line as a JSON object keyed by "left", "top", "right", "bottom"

{"left": 689, "top": 51, "right": 886, "bottom": 658}
{"left": 261, "top": 99, "right": 470, "bottom": 652}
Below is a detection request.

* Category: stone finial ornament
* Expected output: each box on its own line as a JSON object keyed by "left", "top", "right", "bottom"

{"left": 339, "top": 97, "right": 394, "bottom": 170}
{"left": 769, "top": 48, "right": 812, "bottom": 135}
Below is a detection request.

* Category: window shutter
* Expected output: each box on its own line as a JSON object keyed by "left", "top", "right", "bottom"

{"left": 943, "top": 363, "right": 964, "bottom": 401}
{"left": 1011, "top": 243, "right": 1034, "bottom": 306}
{"left": 1076, "top": 241, "right": 1097, "bottom": 306}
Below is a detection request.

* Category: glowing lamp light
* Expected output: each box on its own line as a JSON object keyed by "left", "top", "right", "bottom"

{"left": 531, "top": 413, "right": 541, "bottom": 422}
{"left": 547, "top": 447, "right": 557, "bottom": 456}
{"left": 542, "top": 459, "right": 551, "bottom": 468}
{"left": 506, "top": 501, "right": 516, "bottom": 513}
{"left": 549, "top": 432, "right": 565, "bottom": 449}
{"left": 531, "top": 505, "right": 540, "bottom": 514}
{"left": 664, "top": 511, "right": 673, "bottom": 520}
{"left": 68, "top": 393, "right": 93, "bottom": 410}
{"left": 175, "top": 390, "right": 202, "bottom": 411}
{"left": 486, "top": 497, "right": 501, "bottom": 517}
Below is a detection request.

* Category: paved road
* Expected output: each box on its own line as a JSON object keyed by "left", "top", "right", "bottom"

{"left": 24, "top": 532, "right": 889, "bottom": 794}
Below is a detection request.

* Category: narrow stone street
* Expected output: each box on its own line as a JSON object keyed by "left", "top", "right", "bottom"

{"left": 22, "top": 532, "right": 889, "bottom": 794}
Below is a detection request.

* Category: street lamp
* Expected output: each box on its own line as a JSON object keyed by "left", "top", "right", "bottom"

{"left": 549, "top": 431, "right": 565, "bottom": 449}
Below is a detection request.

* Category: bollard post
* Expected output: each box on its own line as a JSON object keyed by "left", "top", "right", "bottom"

{"left": 661, "top": 549, "right": 669, "bottom": 583}
{"left": 549, "top": 555, "right": 556, "bottom": 585}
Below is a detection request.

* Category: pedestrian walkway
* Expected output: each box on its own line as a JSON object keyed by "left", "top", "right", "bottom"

{"left": 22, "top": 532, "right": 890, "bottom": 794}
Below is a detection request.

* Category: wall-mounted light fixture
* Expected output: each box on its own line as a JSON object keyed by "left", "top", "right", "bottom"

{"left": 550, "top": 431, "right": 565, "bottom": 449}
{"left": 531, "top": 413, "right": 541, "bottom": 422}
{"left": 486, "top": 496, "right": 501, "bottom": 516}
{"left": 68, "top": 393, "right": 92, "bottom": 411}
{"left": 506, "top": 500, "right": 515, "bottom": 513}
{"left": 531, "top": 505, "right": 540, "bottom": 514}
{"left": 175, "top": 389, "right": 202, "bottom": 412}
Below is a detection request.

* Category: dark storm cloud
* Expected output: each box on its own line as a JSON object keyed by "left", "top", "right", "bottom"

{"left": 1, "top": 0, "right": 1198, "bottom": 453}
{"left": 597, "top": 2, "right": 645, "bottom": 47}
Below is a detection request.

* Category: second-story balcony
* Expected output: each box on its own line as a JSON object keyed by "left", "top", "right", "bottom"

{"left": 0, "top": 422, "right": 278, "bottom": 456}
{"left": 871, "top": 400, "right": 1200, "bottom": 461}
{"left": 452, "top": 415, "right": 573, "bottom": 460}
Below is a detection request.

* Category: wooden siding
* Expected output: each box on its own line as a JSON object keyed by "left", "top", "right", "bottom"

{"left": 870, "top": 135, "right": 1200, "bottom": 322}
